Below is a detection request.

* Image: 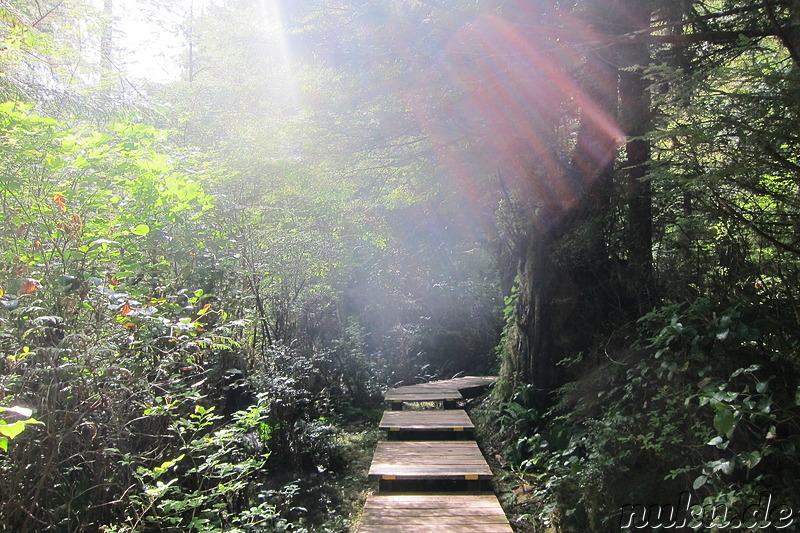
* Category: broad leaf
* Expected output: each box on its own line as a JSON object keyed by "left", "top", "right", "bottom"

{"left": 131, "top": 224, "right": 151, "bottom": 236}
{"left": 713, "top": 408, "right": 736, "bottom": 436}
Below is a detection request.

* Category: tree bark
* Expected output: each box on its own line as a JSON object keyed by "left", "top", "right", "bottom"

{"left": 767, "top": 0, "right": 800, "bottom": 67}
{"left": 502, "top": 0, "right": 623, "bottom": 397}
{"left": 509, "top": 227, "right": 565, "bottom": 395}
{"left": 619, "top": 1, "right": 654, "bottom": 312}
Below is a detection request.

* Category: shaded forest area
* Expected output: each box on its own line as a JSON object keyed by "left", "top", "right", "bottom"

{"left": 1, "top": 0, "right": 800, "bottom": 531}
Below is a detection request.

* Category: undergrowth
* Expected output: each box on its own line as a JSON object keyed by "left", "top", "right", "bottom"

{"left": 479, "top": 297, "right": 800, "bottom": 532}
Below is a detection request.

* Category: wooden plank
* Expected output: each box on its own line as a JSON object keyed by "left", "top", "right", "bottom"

{"left": 360, "top": 494, "right": 510, "bottom": 510}
{"left": 369, "top": 441, "right": 492, "bottom": 481}
{"left": 363, "top": 495, "right": 503, "bottom": 509}
{"left": 383, "top": 389, "right": 462, "bottom": 402}
{"left": 358, "top": 524, "right": 513, "bottom": 533}
{"left": 363, "top": 517, "right": 510, "bottom": 524}
{"left": 383, "top": 376, "right": 497, "bottom": 404}
{"left": 432, "top": 376, "right": 498, "bottom": 389}
{"left": 379, "top": 410, "right": 474, "bottom": 432}
{"left": 357, "top": 494, "right": 513, "bottom": 532}
{"left": 408, "top": 376, "right": 497, "bottom": 392}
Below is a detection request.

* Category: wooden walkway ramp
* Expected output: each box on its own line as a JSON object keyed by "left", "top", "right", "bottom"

{"left": 383, "top": 376, "right": 498, "bottom": 410}
{"left": 359, "top": 495, "right": 511, "bottom": 532}
{"left": 378, "top": 409, "right": 474, "bottom": 439}
{"left": 358, "top": 376, "right": 513, "bottom": 532}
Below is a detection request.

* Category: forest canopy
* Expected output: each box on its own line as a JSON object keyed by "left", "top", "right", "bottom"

{"left": 1, "top": 0, "right": 800, "bottom": 531}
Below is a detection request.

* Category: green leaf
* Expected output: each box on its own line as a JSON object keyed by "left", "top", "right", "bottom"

{"left": 131, "top": 224, "right": 150, "bottom": 236}
{"left": 61, "top": 137, "right": 78, "bottom": 149}
{"left": 713, "top": 407, "right": 735, "bottom": 435}
{"left": 0, "top": 437, "right": 7, "bottom": 452}
{"left": 756, "top": 381, "right": 768, "bottom": 394}
{"left": 90, "top": 238, "right": 120, "bottom": 246}
{"left": 742, "top": 450, "right": 761, "bottom": 469}
{"left": 0, "top": 421, "right": 27, "bottom": 439}
{"left": 693, "top": 475, "right": 707, "bottom": 490}
{"left": 0, "top": 102, "right": 20, "bottom": 113}
{"left": 0, "top": 406, "right": 33, "bottom": 417}
{"left": 139, "top": 153, "right": 169, "bottom": 173}
{"left": 154, "top": 454, "right": 185, "bottom": 477}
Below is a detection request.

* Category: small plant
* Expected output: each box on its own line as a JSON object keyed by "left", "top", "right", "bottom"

{"left": 0, "top": 405, "right": 43, "bottom": 452}
{"left": 109, "top": 397, "right": 276, "bottom": 532}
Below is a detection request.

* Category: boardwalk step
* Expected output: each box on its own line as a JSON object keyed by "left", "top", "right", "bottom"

{"left": 384, "top": 376, "right": 497, "bottom": 409}
{"left": 369, "top": 441, "right": 492, "bottom": 481}
{"left": 357, "top": 494, "right": 513, "bottom": 532}
{"left": 379, "top": 409, "right": 474, "bottom": 439}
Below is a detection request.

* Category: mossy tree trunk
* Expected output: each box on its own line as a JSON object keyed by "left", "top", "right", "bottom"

{"left": 501, "top": 0, "right": 655, "bottom": 398}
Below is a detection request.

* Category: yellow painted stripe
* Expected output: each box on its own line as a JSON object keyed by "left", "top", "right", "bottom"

{"left": 453, "top": 427, "right": 464, "bottom": 432}
{"left": 383, "top": 475, "right": 396, "bottom": 480}
{"left": 465, "top": 474, "right": 479, "bottom": 480}
{"left": 389, "top": 427, "right": 400, "bottom": 431}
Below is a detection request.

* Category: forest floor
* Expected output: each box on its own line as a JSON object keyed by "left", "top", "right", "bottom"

{"left": 472, "top": 398, "right": 543, "bottom": 533}
{"left": 314, "top": 411, "right": 384, "bottom": 531}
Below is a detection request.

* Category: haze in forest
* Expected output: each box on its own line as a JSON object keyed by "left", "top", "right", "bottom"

{"left": 2, "top": 1, "right": 800, "bottom": 531}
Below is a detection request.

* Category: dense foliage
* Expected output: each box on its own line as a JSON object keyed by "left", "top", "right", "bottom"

{"left": 279, "top": 0, "right": 800, "bottom": 530}
{"left": 0, "top": 100, "right": 357, "bottom": 531}
{"left": 0, "top": 1, "right": 500, "bottom": 531}
{"left": 472, "top": 1, "right": 800, "bottom": 531}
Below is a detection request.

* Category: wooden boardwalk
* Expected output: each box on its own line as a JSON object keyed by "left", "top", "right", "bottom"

{"left": 369, "top": 441, "right": 492, "bottom": 480}
{"left": 358, "top": 495, "right": 512, "bottom": 532}
{"left": 358, "top": 376, "right": 512, "bottom": 532}
{"left": 378, "top": 409, "right": 474, "bottom": 438}
{"left": 384, "top": 376, "right": 498, "bottom": 409}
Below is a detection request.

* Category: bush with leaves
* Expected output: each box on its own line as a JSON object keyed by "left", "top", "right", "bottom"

{"left": 0, "top": 91, "right": 387, "bottom": 532}
{"left": 0, "top": 101, "right": 285, "bottom": 531}
{"left": 485, "top": 298, "right": 800, "bottom": 532}
{"left": 102, "top": 396, "right": 281, "bottom": 533}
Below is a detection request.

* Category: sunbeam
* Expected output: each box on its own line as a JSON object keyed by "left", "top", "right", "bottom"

{"left": 424, "top": 7, "right": 625, "bottom": 227}
{"left": 259, "top": 0, "right": 299, "bottom": 112}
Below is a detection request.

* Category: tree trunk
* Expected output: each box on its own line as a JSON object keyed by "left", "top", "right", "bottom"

{"left": 501, "top": 1, "right": 661, "bottom": 396}
{"left": 768, "top": 0, "right": 800, "bottom": 67}
{"left": 101, "top": 0, "right": 114, "bottom": 84}
{"left": 509, "top": 230, "right": 563, "bottom": 395}
{"left": 502, "top": 0, "right": 623, "bottom": 398}
{"left": 619, "top": 1, "right": 654, "bottom": 312}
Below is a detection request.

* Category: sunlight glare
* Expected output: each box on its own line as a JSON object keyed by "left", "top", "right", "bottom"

{"left": 432, "top": 9, "right": 625, "bottom": 230}
{"left": 259, "top": 0, "right": 299, "bottom": 112}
